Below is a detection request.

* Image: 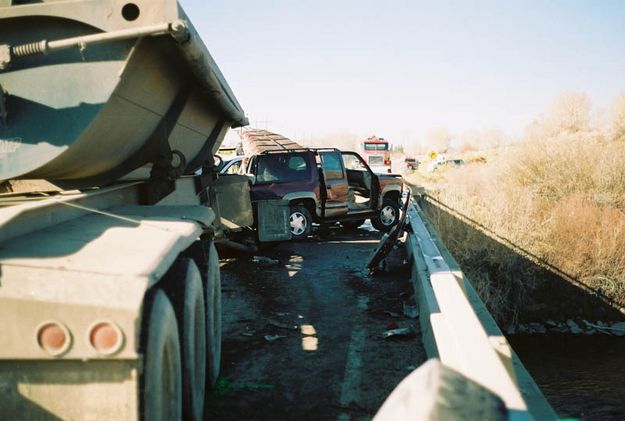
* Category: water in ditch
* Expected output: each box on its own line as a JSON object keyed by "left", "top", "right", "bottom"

{"left": 508, "top": 334, "right": 625, "bottom": 420}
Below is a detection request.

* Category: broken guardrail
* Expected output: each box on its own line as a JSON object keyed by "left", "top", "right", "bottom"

{"left": 398, "top": 199, "right": 557, "bottom": 420}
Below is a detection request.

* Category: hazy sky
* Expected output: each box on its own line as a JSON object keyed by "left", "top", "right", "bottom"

{"left": 180, "top": 0, "right": 625, "bottom": 145}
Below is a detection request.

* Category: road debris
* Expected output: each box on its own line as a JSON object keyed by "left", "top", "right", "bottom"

{"left": 403, "top": 302, "right": 419, "bottom": 319}
{"left": 211, "top": 378, "right": 275, "bottom": 397}
{"left": 268, "top": 319, "right": 299, "bottom": 330}
{"left": 264, "top": 334, "right": 287, "bottom": 342}
{"left": 382, "top": 327, "right": 414, "bottom": 339}
{"left": 242, "top": 330, "right": 256, "bottom": 337}
{"left": 366, "top": 190, "right": 411, "bottom": 275}
{"left": 252, "top": 256, "right": 280, "bottom": 266}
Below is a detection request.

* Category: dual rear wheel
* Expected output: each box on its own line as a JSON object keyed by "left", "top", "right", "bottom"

{"left": 141, "top": 241, "right": 221, "bottom": 421}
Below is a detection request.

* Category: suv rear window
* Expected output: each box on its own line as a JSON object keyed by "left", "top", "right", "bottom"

{"left": 256, "top": 153, "right": 312, "bottom": 183}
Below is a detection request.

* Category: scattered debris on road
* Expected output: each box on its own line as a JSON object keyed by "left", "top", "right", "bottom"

{"left": 242, "top": 329, "right": 256, "bottom": 337}
{"left": 366, "top": 191, "right": 411, "bottom": 275}
{"left": 268, "top": 319, "right": 299, "bottom": 331}
{"left": 210, "top": 220, "right": 426, "bottom": 419}
{"left": 252, "top": 255, "right": 280, "bottom": 266}
{"left": 264, "top": 334, "right": 287, "bottom": 342}
{"left": 403, "top": 303, "right": 419, "bottom": 319}
{"left": 382, "top": 327, "right": 414, "bottom": 339}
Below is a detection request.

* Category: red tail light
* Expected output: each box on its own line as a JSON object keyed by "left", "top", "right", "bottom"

{"left": 36, "top": 321, "right": 72, "bottom": 356}
{"left": 88, "top": 320, "right": 124, "bottom": 355}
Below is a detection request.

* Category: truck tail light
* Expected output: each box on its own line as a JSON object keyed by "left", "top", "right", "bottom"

{"left": 36, "top": 321, "right": 72, "bottom": 356}
{"left": 88, "top": 321, "right": 124, "bottom": 355}
{"left": 384, "top": 159, "right": 391, "bottom": 166}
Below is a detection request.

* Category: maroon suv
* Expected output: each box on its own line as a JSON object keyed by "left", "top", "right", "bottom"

{"left": 244, "top": 148, "right": 404, "bottom": 239}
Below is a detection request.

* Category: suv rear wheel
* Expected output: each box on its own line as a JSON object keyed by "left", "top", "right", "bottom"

{"left": 372, "top": 199, "right": 400, "bottom": 232}
{"left": 289, "top": 205, "right": 312, "bottom": 240}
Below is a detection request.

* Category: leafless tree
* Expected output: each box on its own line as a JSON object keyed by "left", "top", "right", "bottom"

{"left": 545, "top": 91, "right": 591, "bottom": 135}
{"left": 611, "top": 92, "right": 625, "bottom": 140}
{"left": 426, "top": 127, "right": 452, "bottom": 152}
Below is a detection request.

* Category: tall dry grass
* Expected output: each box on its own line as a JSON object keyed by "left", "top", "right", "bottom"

{"left": 407, "top": 135, "right": 625, "bottom": 323}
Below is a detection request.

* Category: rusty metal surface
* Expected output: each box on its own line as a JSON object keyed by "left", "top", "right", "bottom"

{"left": 366, "top": 191, "right": 411, "bottom": 274}
{"left": 240, "top": 128, "right": 303, "bottom": 155}
{"left": 257, "top": 199, "right": 291, "bottom": 242}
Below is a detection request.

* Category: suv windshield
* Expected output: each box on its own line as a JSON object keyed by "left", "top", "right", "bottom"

{"left": 256, "top": 153, "right": 312, "bottom": 183}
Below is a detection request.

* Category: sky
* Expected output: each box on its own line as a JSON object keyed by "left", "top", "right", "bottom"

{"left": 179, "top": 0, "right": 625, "bottom": 147}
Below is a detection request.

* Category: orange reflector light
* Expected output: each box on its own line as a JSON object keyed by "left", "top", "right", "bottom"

{"left": 36, "top": 321, "right": 72, "bottom": 356}
{"left": 88, "top": 321, "right": 123, "bottom": 355}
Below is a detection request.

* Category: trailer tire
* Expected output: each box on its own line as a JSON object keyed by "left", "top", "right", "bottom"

{"left": 167, "top": 259, "right": 206, "bottom": 421}
{"left": 205, "top": 242, "right": 222, "bottom": 388}
{"left": 142, "top": 290, "right": 182, "bottom": 421}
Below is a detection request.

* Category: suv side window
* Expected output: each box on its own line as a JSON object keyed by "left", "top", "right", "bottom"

{"left": 342, "top": 153, "right": 367, "bottom": 171}
{"left": 256, "top": 153, "right": 311, "bottom": 183}
{"left": 320, "top": 152, "right": 345, "bottom": 180}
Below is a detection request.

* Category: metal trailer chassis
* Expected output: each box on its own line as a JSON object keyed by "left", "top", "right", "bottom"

{"left": 0, "top": 176, "right": 249, "bottom": 419}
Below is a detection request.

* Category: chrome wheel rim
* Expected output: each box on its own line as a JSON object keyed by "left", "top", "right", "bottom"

{"left": 380, "top": 205, "right": 396, "bottom": 226}
{"left": 290, "top": 212, "right": 307, "bottom": 235}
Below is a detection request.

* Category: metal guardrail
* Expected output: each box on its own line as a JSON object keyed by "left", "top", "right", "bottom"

{"left": 404, "top": 200, "right": 557, "bottom": 421}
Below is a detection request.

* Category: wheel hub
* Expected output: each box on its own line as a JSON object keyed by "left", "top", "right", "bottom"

{"left": 290, "top": 212, "right": 307, "bottom": 235}
{"left": 380, "top": 206, "right": 396, "bottom": 226}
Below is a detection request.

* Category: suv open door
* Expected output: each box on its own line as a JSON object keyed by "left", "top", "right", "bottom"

{"left": 319, "top": 150, "right": 349, "bottom": 218}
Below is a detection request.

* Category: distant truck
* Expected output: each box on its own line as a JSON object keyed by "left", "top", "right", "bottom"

{"left": 404, "top": 157, "right": 419, "bottom": 171}
{"left": 0, "top": 1, "right": 251, "bottom": 419}
{"left": 360, "top": 135, "right": 393, "bottom": 173}
{"left": 244, "top": 148, "right": 405, "bottom": 239}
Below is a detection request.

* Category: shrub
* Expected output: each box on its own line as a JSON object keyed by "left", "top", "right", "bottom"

{"left": 414, "top": 135, "right": 625, "bottom": 323}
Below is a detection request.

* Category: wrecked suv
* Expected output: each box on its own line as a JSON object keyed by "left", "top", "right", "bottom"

{"left": 244, "top": 148, "right": 404, "bottom": 239}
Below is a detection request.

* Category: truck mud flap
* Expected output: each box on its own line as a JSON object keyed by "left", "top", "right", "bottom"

{"left": 214, "top": 174, "right": 254, "bottom": 230}
{"left": 257, "top": 200, "right": 292, "bottom": 242}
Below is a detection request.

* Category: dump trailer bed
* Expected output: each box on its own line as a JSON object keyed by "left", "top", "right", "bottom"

{"left": 0, "top": 0, "right": 247, "bottom": 187}
{"left": 240, "top": 128, "right": 303, "bottom": 155}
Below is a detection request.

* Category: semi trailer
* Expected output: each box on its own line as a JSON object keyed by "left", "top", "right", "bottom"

{"left": 0, "top": 0, "right": 251, "bottom": 419}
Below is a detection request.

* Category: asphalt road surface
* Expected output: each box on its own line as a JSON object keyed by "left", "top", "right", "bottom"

{"left": 207, "top": 224, "right": 426, "bottom": 420}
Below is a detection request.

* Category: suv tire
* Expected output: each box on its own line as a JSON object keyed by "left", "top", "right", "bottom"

{"left": 289, "top": 205, "right": 312, "bottom": 240}
{"left": 372, "top": 199, "right": 400, "bottom": 232}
